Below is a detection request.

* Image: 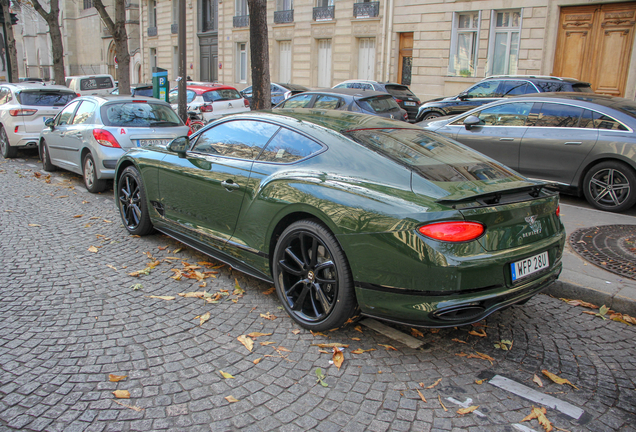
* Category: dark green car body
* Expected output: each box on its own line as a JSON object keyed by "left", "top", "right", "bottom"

{"left": 115, "top": 109, "right": 565, "bottom": 328}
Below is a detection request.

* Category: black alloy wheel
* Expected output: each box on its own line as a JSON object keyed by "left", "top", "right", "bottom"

{"left": 273, "top": 220, "right": 357, "bottom": 331}
{"left": 583, "top": 161, "right": 636, "bottom": 212}
{"left": 117, "top": 166, "right": 154, "bottom": 236}
{"left": 0, "top": 126, "right": 17, "bottom": 158}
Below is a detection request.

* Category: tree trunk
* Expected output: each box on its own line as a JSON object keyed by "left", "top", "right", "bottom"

{"left": 0, "top": 0, "right": 18, "bottom": 82}
{"left": 94, "top": 0, "right": 130, "bottom": 95}
{"left": 247, "top": 0, "right": 271, "bottom": 110}
{"left": 31, "top": 0, "right": 65, "bottom": 85}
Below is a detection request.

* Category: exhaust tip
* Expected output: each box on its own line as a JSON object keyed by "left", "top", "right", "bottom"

{"left": 432, "top": 305, "right": 485, "bottom": 322}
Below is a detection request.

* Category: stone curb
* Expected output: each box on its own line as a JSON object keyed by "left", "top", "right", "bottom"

{"left": 544, "top": 280, "right": 636, "bottom": 318}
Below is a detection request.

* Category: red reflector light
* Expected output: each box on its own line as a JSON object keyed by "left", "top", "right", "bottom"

{"left": 418, "top": 221, "right": 485, "bottom": 242}
{"left": 131, "top": 100, "right": 148, "bottom": 103}
{"left": 394, "top": 98, "right": 403, "bottom": 104}
{"left": 14, "top": 126, "right": 18, "bottom": 133}
{"left": 244, "top": 98, "right": 250, "bottom": 108}
{"left": 556, "top": 205, "right": 560, "bottom": 217}
{"left": 9, "top": 109, "right": 37, "bottom": 116}
{"left": 92, "top": 128, "right": 121, "bottom": 148}
{"left": 199, "top": 104, "right": 213, "bottom": 113}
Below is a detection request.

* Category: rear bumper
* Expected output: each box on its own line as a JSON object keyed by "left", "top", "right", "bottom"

{"left": 6, "top": 129, "right": 40, "bottom": 148}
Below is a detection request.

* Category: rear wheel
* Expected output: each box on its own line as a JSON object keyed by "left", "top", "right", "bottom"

{"left": 583, "top": 161, "right": 636, "bottom": 212}
{"left": 273, "top": 220, "right": 357, "bottom": 331}
{"left": 117, "top": 166, "right": 154, "bottom": 236}
{"left": 0, "top": 126, "right": 17, "bottom": 158}
{"left": 83, "top": 152, "right": 107, "bottom": 193}
{"left": 40, "top": 140, "right": 56, "bottom": 172}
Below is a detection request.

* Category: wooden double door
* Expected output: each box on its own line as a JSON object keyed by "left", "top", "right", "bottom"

{"left": 553, "top": 2, "right": 636, "bottom": 97}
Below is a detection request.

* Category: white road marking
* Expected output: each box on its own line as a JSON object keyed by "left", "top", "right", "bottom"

{"left": 445, "top": 396, "right": 487, "bottom": 418}
{"left": 360, "top": 318, "right": 424, "bottom": 349}
{"left": 489, "top": 375, "right": 584, "bottom": 420}
{"left": 26, "top": 163, "right": 38, "bottom": 168}
{"left": 512, "top": 424, "right": 538, "bottom": 432}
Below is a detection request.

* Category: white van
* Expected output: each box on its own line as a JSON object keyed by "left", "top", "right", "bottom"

{"left": 66, "top": 75, "right": 116, "bottom": 96}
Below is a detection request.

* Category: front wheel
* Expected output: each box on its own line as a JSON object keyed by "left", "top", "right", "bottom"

{"left": 117, "top": 166, "right": 154, "bottom": 236}
{"left": 272, "top": 220, "right": 357, "bottom": 331}
{"left": 583, "top": 161, "right": 636, "bottom": 212}
{"left": 83, "top": 152, "right": 107, "bottom": 193}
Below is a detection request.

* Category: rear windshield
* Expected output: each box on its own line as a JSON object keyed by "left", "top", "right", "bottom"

{"left": 385, "top": 85, "right": 417, "bottom": 98}
{"left": 168, "top": 90, "right": 196, "bottom": 104}
{"left": 133, "top": 88, "right": 154, "bottom": 97}
{"left": 202, "top": 89, "right": 242, "bottom": 102}
{"left": 571, "top": 84, "right": 594, "bottom": 93}
{"left": 101, "top": 102, "right": 183, "bottom": 127}
{"left": 17, "top": 91, "right": 76, "bottom": 106}
{"left": 356, "top": 96, "right": 401, "bottom": 113}
{"left": 345, "top": 129, "right": 517, "bottom": 182}
{"left": 535, "top": 81, "right": 593, "bottom": 93}
{"left": 80, "top": 77, "right": 114, "bottom": 91}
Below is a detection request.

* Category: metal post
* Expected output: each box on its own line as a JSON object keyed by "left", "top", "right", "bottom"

{"left": 177, "top": 0, "right": 187, "bottom": 122}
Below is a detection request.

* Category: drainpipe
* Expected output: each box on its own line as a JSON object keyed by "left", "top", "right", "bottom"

{"left": 139, "top": 0, "right": 145, "bottom": 82}
{"left": 384, "top": 0, "right": 394, "bottom": 82}
{"left": 379, "top": 0, "right": 388, "bottom": 81}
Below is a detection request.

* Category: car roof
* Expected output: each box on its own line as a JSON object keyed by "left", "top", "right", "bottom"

{"left": 75, "top": 95, "right": 172, "bottom": 105}
{"left": 185, "top": 84, "right": 239, "bottom": 95}
{"left": 304, "top": 88, "right": 394, "bottom": 98}
{"left": 2, "top": 82, "right": 75, "bottom": 92}
{"left": 504, "top": 92, "right": 636, "bottom": 111}
{"left": 483, "top": 75, "right": 589, "bottom": 85}
{"left": 274, "top": 83, "right": 310, "bottom": 91}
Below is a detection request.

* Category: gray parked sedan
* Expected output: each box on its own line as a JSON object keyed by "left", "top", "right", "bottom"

{"left": 420, "top": 93, "right": 636, "bottom": 212}
{"left": 40, "top": 96, "right": 189, "bottom": 192}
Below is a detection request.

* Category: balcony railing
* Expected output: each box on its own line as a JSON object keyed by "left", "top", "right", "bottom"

{"left": 233, "top": 15, "right": 249, "bottom": 28}
{"left": 313, "top": 6, "right": 334, "bottom": 21}
{"left": 148, "top": 26, "right": 158, "bottom": 37}
{"left": 274, "top": 9, "right": 294, "bottom": 24}
{"left": 354, "top": 2, "right": 379, "bottom": 18}
{"left": 171, "top": 23, "right": 178, "bottom": 34}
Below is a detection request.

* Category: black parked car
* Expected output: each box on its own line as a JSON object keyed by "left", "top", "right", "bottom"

{"left": 332, "top": 80, "right": 421, "bottom": 122}
{"left": 274, "top": 88, "right": 408, "bottom": 121}
{"left": 415, "top": 75, "right": 593, "bottom": 122}
{"left": 241, "top": 83, "right": 310, "bottom": 106}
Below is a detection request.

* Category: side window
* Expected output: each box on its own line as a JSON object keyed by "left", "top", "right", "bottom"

{"left": 257, "top": 128, "right": 323, "bottom": 163}
{"left": 361, "top": 83, "right": 373, "bottom": 90}
{"left": 476, "top": 102, "right": 533, "bottom": 126}
{"left": 534, "top": 103, "right": 583, "bottom": 128}
{"left": 579, "top": 110, "right": 596, "bottom": 129}
{"left": 56, "top": 101, "right": 80, "bottom": 126}
{"left": 280, "top": 94, "right": 313, "bottom": 108}
{"left": 500, "top": 81, "right": 529, "bottom": 97}
{"left": 72, "top": 101, "right": 97, "bottom": 125}
{"left": 242, "top": 86, "right": 253, "bottom": 96}
{"left": 313, "top": 95, "right": 341, "bottom": 109}
{"left": 593, "top": 111, "right": 628, "bottom": 131}
{"left": 465, "top": 80, "right": 501, "bottom": 98}
{"left": 333, "top": 83, "right": 347, "bottom": 89}
{"left": 191, "top": 120, "right": 280, "bottom": 159}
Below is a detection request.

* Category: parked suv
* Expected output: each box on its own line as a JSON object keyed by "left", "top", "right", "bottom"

{"left": 333, "top": 80, "right": 421, "bottom": 122}
{"left": 0, "top": 83, "right": 77, "bottom": 158}
{"left": 415, "top": 75, "right": 593, "bottom": 122}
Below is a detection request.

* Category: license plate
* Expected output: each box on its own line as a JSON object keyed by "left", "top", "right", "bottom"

{"left": 404, "top": 102, "right": 416, "bottom": 106}
{"left": 139, "top": 139, "right": 172, "bottom": 147}
{"left": 511, "top": 251, "right": 549, "bottom": 282}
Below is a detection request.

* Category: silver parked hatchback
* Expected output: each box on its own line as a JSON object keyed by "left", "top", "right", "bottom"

{"left": 40, "top": 96, "right": 189, "bottom": 192}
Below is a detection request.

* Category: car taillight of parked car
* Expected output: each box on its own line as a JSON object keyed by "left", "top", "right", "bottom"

{"left": 244, "top": 98, "right": 250, "bottom": 108}
{"left": 418, "top": 221, "right": 485, "bottom": 242}
{"left": 92, "top": 129, "right": 121, "bottom": 148}
{"left": 394, "top": 98, "right": 403, "bottom": 104}
{"left": 556, "top": 205, "right": 561, "bottom": 217}
{"left": 200, "top": 104, "right": 213, "bottom": 113}
{"left": 9, "top": 109, "right": 37, "bottom": 116}
{"left": 403, "top": 112, "right": 408, "bottom": 121}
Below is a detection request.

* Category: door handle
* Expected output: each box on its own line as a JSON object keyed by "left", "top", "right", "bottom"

{"left": 499, "top": 138, "right": 514, "bottom": 141}
{"left": 564, "top": 142, "right": 582, "bottom": 145}
{"left": 221, "top": 180, "right": 240, "bottom": 191}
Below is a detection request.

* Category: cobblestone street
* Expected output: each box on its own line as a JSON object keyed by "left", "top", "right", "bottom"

{"left": 1, "top": 151, "right": 635, "bottom": 432}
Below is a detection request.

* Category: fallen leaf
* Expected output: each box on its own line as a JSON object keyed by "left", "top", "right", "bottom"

{"left": 351, "top": 348, "right": 376, "bottom": 354}
{"left": 521, "top": 406, "right": 553, "bottom": 432}
{"left": 452, "top": 338, "right": 467, "bottom": 344}
{"left": 147, "top": 295, "right": 175, "bottom": 301}
{"left": 475, "top": 379, "right": 486, "bottom": 385}
{"left": 378, "top": 344, "right": 397, "bottom": 351}
{"left": 73, "top": 215, "right": 83, "bottom": 218}
{"left": 112, "top": 390, "right": 130, "bottom": 399}
{"left": 416, "top": 389, "right": 427, "bottom": 402}
{"left": 426, "top": 378, "right": 442, "bottom": 389}
{"left": 354, "top": 326, "right": 363, "bottom": 333}
{"left": 112, "top": 399, "right": 143, "bottom": 411}
{"left": 311, "top": 343, "right": 349, "bottom": 348}
{"left": 457, "top": 406, "right": 479, "bottom": 415}
{"left": 564, "top": 299, "right": 598, "bottom": 309}
{"left": 494, "top": 339, "right": 513, "bottom": 350}
{"left": 233, "top": 278, "right": 245, "bottom": 296}
{"left": 179, "top": 291, "right": 206, "bottom": 298}
{"left": 128, "top": 267, "right": 151, "bottom": 277}
{"left": 263, "top": 287, "right": 275, "bottom": 295}
{"left": 219, "top": 370, "right": 235, "bottom": 379}
{"left": 260, "top": 312, "right": 277, "bottom": 320}
{"left": 247, "top": 332, "right": 272, "bottom": 339}
{"left": 260, "top": 341, "right": 275, "bottom": 346}
{"left": 533, "top": 374, "right": 544, "bottom": 387}
{"left": 542, "top": 370, "right": 578, "bottom": 389}
{"left": 237, "top": 335, "right": 254, "bottom": 352}
{"left": 130, "top": 284, "right": 142, "bottom": 291}
{"left": 103, "top": 219, "right": 112, "bottom": 223}
{"left": 87, "top": 245, "right": 99, "bottom": 253}
{"left": 331, "top": 347, "right": 345, "bottom": 369}
{"left": 350, "top": 337, "right": 361, "bottom": 341}
{"left": 89, "top": 217, "right": 99, "bottom": 220}
{"left": 199, "top": 312, "right": 211, "bottom": 326}
{"left": 469, "top": 328, "right": 487, "bottom": 337}
{"left": 253, "top": 358, "right": 262, "bottom": 365}
{"left": 225, "top": 396, "right": 239, "bottom": 403}
{"left": 438, "top": 395, "right": 447, "bottom": 411}
{"left": 106, "top": 265, "right": 117, "bottom": 271}
{"left": 109, "top": 374, "right": 127, "bottom": 382}
{"left": 310, "top": 331, "right": 327, "bottom": 337}
{"left": 158, "top": 246, "right": 168, "bottom": 250}
{"left": 173, "top": 247, "right": 183, "bottom": 253}
{"left": 411, "top": 328, "right": 424, "bottom": 337}
{"left": 291, "top": 329, "right": 301, "bottom": 335}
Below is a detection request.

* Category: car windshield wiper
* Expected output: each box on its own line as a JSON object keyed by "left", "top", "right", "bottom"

{"left": 149, "top": 121, "right": 180, "bottom": 126}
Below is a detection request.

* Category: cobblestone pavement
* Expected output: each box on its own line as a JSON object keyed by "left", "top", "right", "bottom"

{"left": 1, "top": 151, "right": 635, "bottom": 432}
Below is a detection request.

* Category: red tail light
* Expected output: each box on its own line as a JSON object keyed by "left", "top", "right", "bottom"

{"left": 394, "top": 98, "right": 403, "bottom": 104}
{"left": 92, "top": 129, "right": 121, "bottom": 148}
{"left": 9, "top": 109, "right": 37, "bottom": 116}
{"left": 556, "top": 205, "right": 560, "bottom": 217}
{"left": 403, "top": 112, "right": 408, "bottom": 121}
{"left": 187, "top": 128, "right": 193, "bottom": 136}
{"left": 244, "top": 98, "right": 250, "bottom": 108}
{"left": 77, "top": 93, "right": 81, "bottom": 97}
{"left": 418, "top": 221, "right": 485, "bottom": 242}
{"left": 200, "top": 104, "right": 213, "bottom": 113}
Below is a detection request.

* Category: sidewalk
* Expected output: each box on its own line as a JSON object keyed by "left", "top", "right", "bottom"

{"left": 546, "top": 203, "right": 636, "bottom": 316}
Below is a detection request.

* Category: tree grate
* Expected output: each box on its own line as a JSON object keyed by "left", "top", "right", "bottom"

{"left": 568, "top": 225, "right": 636, "bottom": 280}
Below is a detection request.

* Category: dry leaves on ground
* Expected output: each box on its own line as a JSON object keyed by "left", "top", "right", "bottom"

{"left": 263, "top": 287, "right": 275, "bottom": 295}
{"left": 468, "top": 328, "right": 487, "bottom": 338}
{"left": 416, "top": 389, "right": 427, "bottom": 402}
{"left": 533, "top": 374, "right": 544, "bottom": 387}
{"left": 378, "top": 344, "right": 397, "bottom": 351}
{"left": 542, "top": 370, "right": 578, "bottom": 389}
{"left": 457, "top": 406, "right": 479, "bottom": 415}
{"left": 112, "top": 390, "right": 130, "bottom": 399}
{"left": 237, "top": 335, "right": 254, "bottom": 352}
{"left": 311, "top": 342, "right": 348, "bottom": 348}
{"left": 225, "top": 396, "right": 239, "bottom": 403}
{"left": 247, "top": 332, "right": 272, "bottom": 339}
{"left": 494, "top": 340, "right": 513, "bottom": 350}
{"left": 146, "top": 295, "right": 175, "bottom": 301}
{"left": 351, "top": 348, "right": 376, "bottom": 354}
{"left": 438, "top": 395, "right": 448, "bottom": 411}
{"left": 475, "top": 379, "right": 486, "bottom": 385}
{"left": 198, "top": 312, "right": 211, "bottom": 326}
{"left": 411, "top": 328, "right": 424, "bottom": 337}
{"left": 521, "top": 406, "right": 553, "bottom": 432}
{"left": 452, "top": 338, "right": 467, "bottom": 344}
{"left": 88, "top": 246, "right": 99, "bottom": 253}
{"left": 422, "top": 378, "right": 442, "bottom": 389}
{"left": 109, "top": 374, "right": 127, "bottom": 382}
{"left": 260, "top": 312, "right": 277, "bottom": 320}
{"left": 219, "top": 371, "right": 235, "bottom": 379}
{"left": 456, "top": 351, "right": 494, "bottom": 365}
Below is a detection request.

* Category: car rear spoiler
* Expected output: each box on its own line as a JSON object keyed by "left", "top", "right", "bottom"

{"left": 436, "top": 184, "right": 557, "bottom": 208}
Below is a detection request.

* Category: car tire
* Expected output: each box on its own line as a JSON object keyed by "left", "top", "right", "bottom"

{"left": 0, "top": 126, "right": 17, "bottom": 159}
{"left": 40, "top": 140, "right": 56, "bottom": 172}
{"left": 272, "top": 220, "right": 357, "bottom": 331}
{"left": 117, "top": 166, "right": 154, "bottom": 236}
{"left": 583, "top": 161, "right": 636, "bottom": 212}
{"left": 83, "top": 152, "right": 107, "bottom": 193}
{"left": 423, "top": 112, "right": 442, "bottom": 121}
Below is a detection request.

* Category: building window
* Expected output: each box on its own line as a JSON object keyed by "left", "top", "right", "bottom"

{"left": 83, "top": 0, "right": 93, "bottom": 10}
{"left": 358, "top": 38, "right": 375, "bottom": 80}
{"left": 202, "top": 0, "right": 215, "bottom": 32}
{"left": 237, "top": 43, "right": 247, "bottom": 83}
{"left": 274, "top": 0, "right": 294, "bottom": 23}
{"left": 234, "top": 0, "right": 249, "bottom": 27}
{"left": 353, "top": 0, "right": 380, "bottom": 19}
{"left": 279, "top": 41, "right": 292, "bottom": 83}
{"left": 449, "top": 12, "right": 480, "bottom": 77}
{"left": 314, "top": 0, "right": 334, "bottom": 21}
{"left": 150, "top": 48, "right": 157, "bottom": 74}
{"left": 488, "top": 9, "right": 522, "bottom": 76}
{"left": 149, "top": 0, "right": 157, "bottom": 28}
{"left": 317, "top": 39, "right": 332, "bottom": 88}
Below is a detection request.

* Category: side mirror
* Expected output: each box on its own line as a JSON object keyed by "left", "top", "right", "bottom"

{"left": 45, "top": 118, "right": 55, "bottom": 130}
{"left": 463, "top": 115, "right": 481, "bottom": 130}
{"left": 168, "top": 136, "right": 189, "bottom": 157}
{"left": 458, "top": 92, "right": 470, "bottom": 101}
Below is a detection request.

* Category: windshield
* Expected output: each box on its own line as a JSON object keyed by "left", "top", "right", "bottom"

{"left": 345, "top": 129, "right": 519, "bottom": 183}
{"left": 101, "top": 102, "right": 183, "bottom": 127}
{"left": 356, "top": 96, "right": 400, "bottom": 113}
{"left": 17, "top": 91, "right": 77, "bottom": 106}
{"left": 202, "top": 89, "right": 242, "bottom": 102}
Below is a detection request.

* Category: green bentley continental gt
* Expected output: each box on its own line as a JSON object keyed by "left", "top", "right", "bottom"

{"left": 114, "top": 109, "right": 565, "bottom": 331}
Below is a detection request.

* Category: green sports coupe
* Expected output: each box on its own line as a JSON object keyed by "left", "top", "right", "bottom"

{"left": 114, "top": 109, "right": 565, "bottom": 331}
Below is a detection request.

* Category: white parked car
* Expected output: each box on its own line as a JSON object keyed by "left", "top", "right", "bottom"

{"left": 169, "top": 84, "right": 250, "bottom": 122}
{"left": 66, "top": 74, "right": 116, "bottom": 97}
{"left": 0, "top": 83, "right": 77, "bottom": 158}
